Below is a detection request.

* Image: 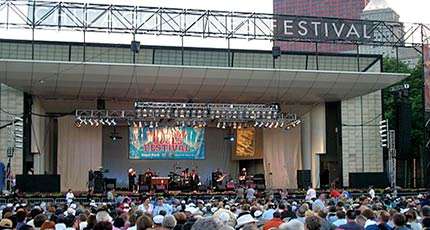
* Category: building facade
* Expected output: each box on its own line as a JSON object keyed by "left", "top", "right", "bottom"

{"left": 274, "top": 0, "right": 369, "bottom": 52}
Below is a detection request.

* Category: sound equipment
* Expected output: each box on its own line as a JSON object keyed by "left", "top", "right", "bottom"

{"left": 396, "top": 99, "right": 412, "bottom": 160}
{"left": 94, "top": 177, "right": 105, "bottom": 193}
{"left": 16, "top": 175, "right": 60, "bottom": 193}
{"left": 97, "top": 99, "right": 105, "bottom": 110}
{"left": 272, "top": 46, "right": 281, "bottom": 59}
{"left": 252, "top": 174, "right": 265, "bottom": 185}
{"left": 349, "top": 172, "right": 389, "bottom": 188}
{"left": 139, "top": 185, "right": 150, "bottom": 192}
{"left": 130, "top": 40, "right": 141, "bottom": 53}
{"left": 297, "top": 170, "right": 312, "bottom": 189}
{"left": 104, "top": 178, "right": 116, "bottom": 190}
{"left": 255, "top": 184, "right": 266, "bottom": 191}
{"left": 155, "top": 184, "right": 167, "bottom": 192}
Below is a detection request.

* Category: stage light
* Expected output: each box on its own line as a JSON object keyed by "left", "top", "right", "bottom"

{"left": 101, "top": 119, "right": 106, "bottom": 125}
{"left": 265, "top": 122, "right": 270, "bottom": 128}
{"left": 258, "top": 122, "right": 264, "bottom": 128}
{"left": 138, "top": 121, "right": 142, "bottom": 128}
{"left": 106, "top": 119, "right": 112, "bottom": 126}
{"left": 233, "top": 122, "right": 237, "bottom": 129}
{"left": 254, "top": 121, "right": 258, "bottom": 127}
{"left": 149, "top": 121, "right": 154, "bottom": 128}
{"left": 216, "top": 122, "right": 221, "bottom": 128}
{"left": 222, "top": 122, "right": 226, "bottom": 129}
{"left": 94, "top": 119, "right": 100, "bottom": 127}
{"left": 155, "top": 121, "right": 159, "bottom": 128}
{"left": 182, "top": 121, "right": 186, "bottom": 127}
{"left": 75, "top": 120, "right": 82, "bottom": 128}
{"left": 279, "top": 121, "right": 285, "bottom": 128}
{"left": 111, "top": 119, "right": 117, "bottom": 126}
{"left": 88, "top": 119, "right": 94, "bottom": 126}
{"left": 268, "top": 122, "right": 274, "bottom": 128}
{"left": 274, "top": 121, "right": 279, "bottom": 128}
{"left": 238, "top": 123, "right": 242, "bottom": 129}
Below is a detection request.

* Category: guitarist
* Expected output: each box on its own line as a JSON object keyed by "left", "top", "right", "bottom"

{"left": 128, "top": 168, "right": 137, "bottom": 192}
{"left": 212, "top": 168, "right": 225, "bottom": 188}
{"left": 238, "top": 168, "right": 247, "bottom": 185}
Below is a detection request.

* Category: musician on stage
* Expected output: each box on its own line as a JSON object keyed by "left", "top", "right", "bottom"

{"left": 212, "top": 168, "right": 225, "bottom": 188}
{"left": 190, "top": 168, "right": 200, "bottom": 190}
{"left": 128, "top": 168, "right": 137, "bottom": 192}
{"left": 239, "top": 168, "right": 247, "bottom": 185}
{"left": 181, "top": 168, "right": 191, "bottom": 186}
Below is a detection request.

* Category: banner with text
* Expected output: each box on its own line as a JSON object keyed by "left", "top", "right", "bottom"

{"left": 274, "top": 16, "right": 378, "bottom": 43}
{"left": 129, "top": 127, "right": 205, "bottom": 160}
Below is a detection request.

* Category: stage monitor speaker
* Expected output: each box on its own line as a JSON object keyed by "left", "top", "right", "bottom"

{"left": 349, "top": 172, "right": 389, "bottom": 188}
{"left": 255, "top": 184, "right": 266, "bottom": 191}
{"left": 253, "top": 174, "right": 266, "bottom": 185}
{"left": 16, "top": 175, "right": 60, "bottom": 193}
{"left": 297, "top": 170, "right": 311, "bottom": 189}
{"left": 97, "top": 99, "right": 105, "bottom": 110}
{"left": 139, "top": 185, "right": 150, "bottom": 193}
{"left": 105, "top": 178, "right": 116, "bottom": 190}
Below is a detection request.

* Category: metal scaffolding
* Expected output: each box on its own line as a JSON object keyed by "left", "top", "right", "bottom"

{"left": 0, "top": 0, "right": 429, "bottom": 47}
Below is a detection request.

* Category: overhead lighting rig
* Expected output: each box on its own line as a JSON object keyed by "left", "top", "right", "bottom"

{"left": 75, "top": 101, "right": 301, "bottom": 130}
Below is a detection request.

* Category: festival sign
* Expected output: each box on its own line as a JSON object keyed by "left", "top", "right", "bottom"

{"left": 274, "top": 16, "right": 377, "bottom": 43}
{"left": 129, "top": 127, "right": 205, "bottom": 160}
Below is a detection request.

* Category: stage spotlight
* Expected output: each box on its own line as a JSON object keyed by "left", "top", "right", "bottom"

{"left": 292, "top": 123, "right": 296, "bottom": 128}
{"left": 82, "top": 119, "right": 88, "bottom": 125}
{"left": 94, "top": 119, "right": 100, "bottom": 127}
{"left": 265, "top": 122, "right": 270, "bottom": 128}
{"left": 238, "top": 123, "right": 242, "bottom": 129}
{"left": 88, "top": 119, "right": 94, "bottom": 126}
{"left": 75, "top": 120, "right": 82, "bottom": 128}
{"left": 111, "top": 119, "right": 117, "bottom": 126}
{"left": 286, "top": 125, "right": 291, "bottom": 130}
{"left": 216, "top": 122, "right": 221, "bottom": 128}
{"left": 106, "top": 119, "right": 112, "bottom": 126}
{"left": 279, "top": 121, "right": 285, "bottom": 128}
{"left": 229, "top": 136, "right": 235, "bottom": 142}
{"left": 274, "top": 121, "right": 279, "bottom": 128}
{"left": 222, "top": 122, "right": 226, "bottom": 129}
{"left": 268, "top": 122, "right": 274, "bottom": 128}
{"left": 149, "top": 121, "right": 154, "bottom": 128}
{"left": 100, "top": 119, "right": 106, "bottom": 125}
{"left": 233, "top": 122, "right": 237, "bottom": 129}
{"left": 138, "top": 121, "right": 142, "bottom": 128}
{"left": 258, "top": 122, "right": 264, "bottom": 128}
{"left": 155, "top": 121, "right": 159, "bottom": 128}
{"left": 254, "top": 121, "right": 258, "bottom": 127}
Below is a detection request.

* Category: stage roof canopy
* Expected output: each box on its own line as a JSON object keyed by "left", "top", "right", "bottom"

{"left": 0, "top": 59, "right": 407, "bottom": 104}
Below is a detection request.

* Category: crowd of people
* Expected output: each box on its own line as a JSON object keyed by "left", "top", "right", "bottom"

{"left": 0, "top": 187, "right": 429, "bottom": 230}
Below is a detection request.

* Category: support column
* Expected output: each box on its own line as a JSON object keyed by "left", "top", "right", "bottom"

{"left": 301, "top": 113, "right": 312, "bottom": 170}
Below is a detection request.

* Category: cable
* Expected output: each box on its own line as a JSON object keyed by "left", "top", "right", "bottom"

{"left": 341, "top": 113, "right": 382, "bottom": 127}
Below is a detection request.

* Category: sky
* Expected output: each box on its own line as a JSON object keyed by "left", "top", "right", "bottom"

{"left": 387, "top": 0, "right": 430, "bottom": 23}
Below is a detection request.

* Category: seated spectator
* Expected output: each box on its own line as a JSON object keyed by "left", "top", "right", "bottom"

{"left": 262, "top": 211, "right": 283, "bottom": 230}
{"left": 339, "top": 209, "right": 363, "bottom": 230}
{"left": 305, "top": 216, "right": 321, "bottom": 230}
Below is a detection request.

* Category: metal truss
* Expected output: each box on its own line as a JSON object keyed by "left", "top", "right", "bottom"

{"left": 0, "top": 0, "right": 430, "bottom": 47}
{"left": 74, "top": 108, "right": 299, "bottom": 129}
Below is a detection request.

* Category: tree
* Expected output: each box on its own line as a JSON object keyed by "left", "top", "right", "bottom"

{"left": 382, "top": 58, "right": 424, "bottom": 159}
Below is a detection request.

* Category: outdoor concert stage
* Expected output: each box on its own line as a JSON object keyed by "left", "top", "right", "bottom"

{"left": 0, "top": 1, "right": 415, "bottom": 192}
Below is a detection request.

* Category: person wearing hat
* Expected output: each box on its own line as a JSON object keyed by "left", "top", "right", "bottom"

{"left": 152, "top": 215, "right": 164, "bottom": 228}
{"left": 152, "top": 197, "right": 172, "bottom": 216}
{"left": 236, "top": 214, "right": 257, "bottom": 230}
{"left": 0, "top": 219, "right": 12, "bottom": 230}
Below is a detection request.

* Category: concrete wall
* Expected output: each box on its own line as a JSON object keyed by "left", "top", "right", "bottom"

{"left": 341, "top": 91, "right": 383, "bottom": 186}
{"left": 0, "top": 84, "right": 24, "bottom": 175}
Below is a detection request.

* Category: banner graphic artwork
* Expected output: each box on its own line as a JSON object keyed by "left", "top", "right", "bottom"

{"left": 129, "top": 126, "right": 205, "bottom": 160}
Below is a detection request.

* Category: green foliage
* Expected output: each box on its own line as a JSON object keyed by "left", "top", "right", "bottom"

{"left": 382, "top": 58, "right": 424, "bottom": 157}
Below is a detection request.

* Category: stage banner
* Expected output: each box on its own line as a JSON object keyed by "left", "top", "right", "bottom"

{"left": 424, "top": 44, "right": 430, "bottom": 111}
{"left": 129, "top": 127, "right": 205, "bottom": 160}
{"left": 233, "top": 128, "right": 263, "bottom": 160}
